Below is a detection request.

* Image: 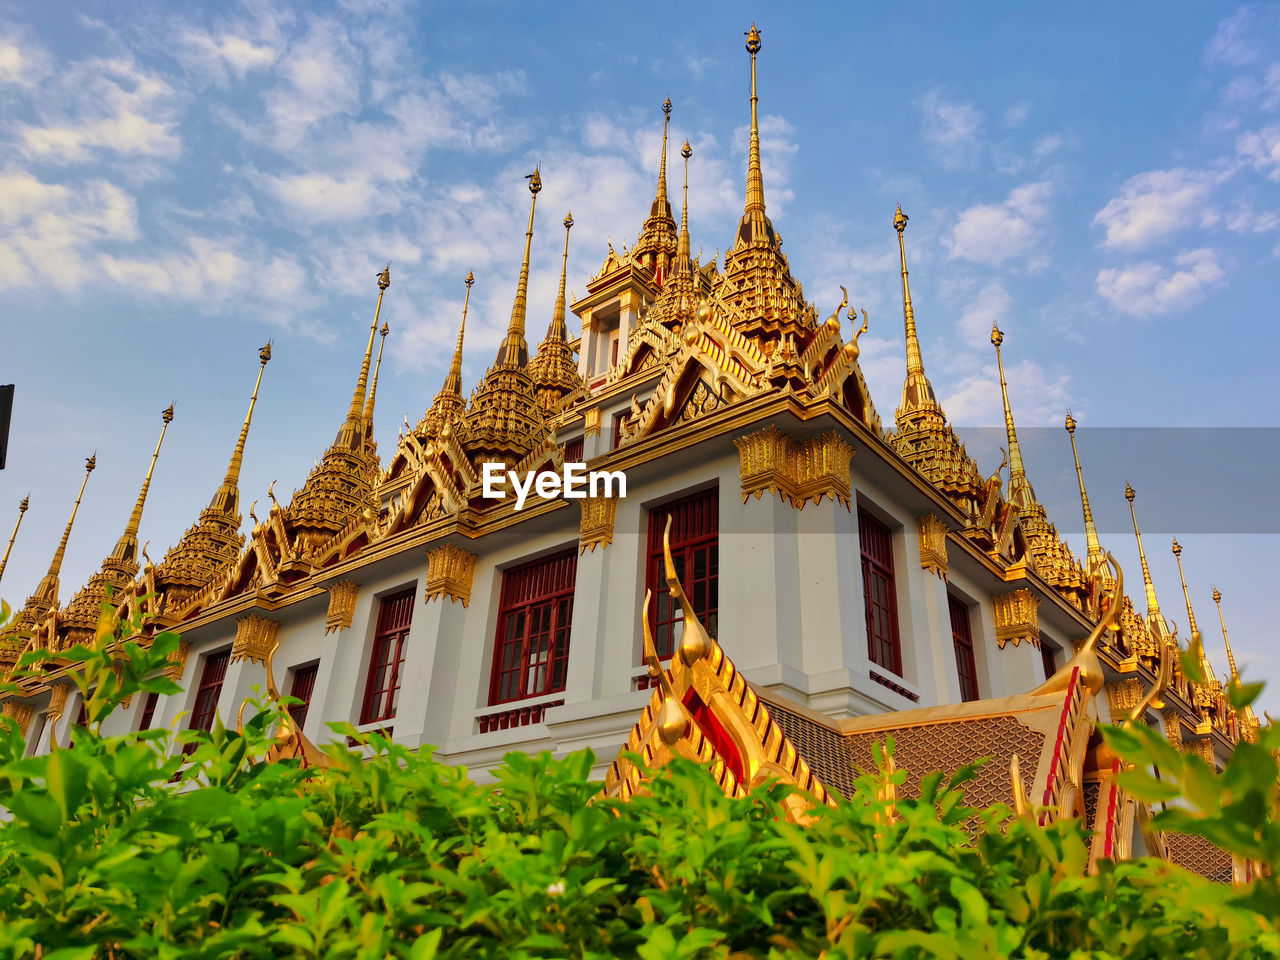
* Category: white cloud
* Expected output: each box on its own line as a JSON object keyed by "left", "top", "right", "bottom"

{"left": 1093, "top": 168, "right": 1219, "bottom": 251}
{"left": 0, "top": 29, "right": 49, "bottom": 86}
{"left": 1225, "top": 204, "right": 1280, "bottom": 233}
{"left": 1096, "top": 248, "right": 1226, "bottom": 316}
{"left": 1033, "top": 134, "right": 1064, "bottom": 157}
{"left": 265, "top": 172, "right": 390, "bottom": 222}
{"left": 945, "top": 181, "right": 1053, "bottom": 266}
{"left": 921, "top": 90, "right": 983, "bottom": 168}
{"left": 1005, "top": 102, "right": 1030, "bottom": 127}
{"left": 260, "top": 19, "right": 362, "bottom": 150}
{"left": 178, "top": 29, "right": 277, "bottom": 79}
{"left": 942, "top": 358, "right": 1072, "bottom": 427}
{"left": 957, "top": 281, "right": 1012, "bottom": 350}
{"left": 1206, "top": 8, "right": 1259, "bottom": 66}
{"left": 1237, "top": 125, "right": 1280, "bottom": 182}
{"left": 731, "top": 114, "right": 798, "bottom": 213}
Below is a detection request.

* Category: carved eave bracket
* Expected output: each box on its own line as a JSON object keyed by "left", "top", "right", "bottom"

{"left": 917, "top": 512, "right": 948, "bottom": 580}
{"left": 734, "top": 425, "right": 854, "bottom": 510}
{"left": 232, "top": 613, "right": 280, "bottom": 667}
{"left": 580, "top": 496, "right": 618, "bottom": 553}
{"left": 993, "top": 588, "right": 1041, "bottom": 649}
{"left": 1, "top": 701, "right": 34, "bottom": 737}
{"left": 583, "top": 406, "right": 602, "bottom": 438}
{"left": 1105, "top": 678, "right": 1146, "bottom": 722}
{"left": 46, "top": 681, "right": 70, "bottom": 723}
{"left": 325, "top": 580, "right": 360, "bottom": 634}
{"left": 424, "top": 542, "right": 478, "bottom": 606}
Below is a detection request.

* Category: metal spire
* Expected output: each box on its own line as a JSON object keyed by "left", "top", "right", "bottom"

{"left": 112, "top": 404, "right": 174, "bottom": 563}
{"left": 895, "top": 206, "right": 938, "bottom": 413}
{"left": 651, "top": 98, "right": 672, "bottom": 220}
{"left": 0, "top": 495, "right": 29, "bottom": 586}
{"left": 1212, "top": 587, "right": 1239, "bottom": 684}
{"left": 1172, "top": 538, "right": 1215, "bottom": 683}
{"left": 496, "top": 169, "right": 541, "bottom": 368}
{"left": 991, "top": 323, "right": 1032, "bottom": 507}
{"left": 677, "top": 140, "right": 693, "bottom": 275}
{"left": 334, "top": 265, "right": 389, "bottom": 452}
{"left": 1064, "top": 411, "right": 1105, "bottom": 577}
{"left": 210, "top": 343, "right": 271, "bottom": 515}
{"left": 1125, "top": 482, "right": 1170, "bottom": 641}
{"left": 30, "top": 455, "right": 95, "bottom": 609}
{"left": 441, "top": 272, "right": 474, "bottom": 399}
{"left": 548, "top": 212, "right": 574, "bottom": 343}
{"left": 363, "top": 321, "right": 390, "bottom": 447}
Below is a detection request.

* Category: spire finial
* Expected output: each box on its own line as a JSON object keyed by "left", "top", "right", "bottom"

{"left": 677, "top": 140, "right": 693, "bottom": 275}
{"left": 337, "top": 268, "right": 390, "bottom": 451}
{"left": 442, "top": 272, "right": 474, "bottom": 399}
{"left": 120, "top": 403, "right": 174, "bottom": 545}
{"left": 991, "top": 323, "right": 1030, "bottom": 503}
{"left": 496, "top": 169, "right": 541, "bottom": 368}
{"left": 652, "top": 99, "right": 672, "bottom": 218}
{"left": 548, "top": 212, "right": 574, "bottom": 341}
{"left": 895, "top": 206, "right": 923, "bottom": 375}
{"left": 1064, "top": 410, "right": 1105, "bottom": 576}
{"left": 1125, "top": 482, "right": 1168, "bottom": 636}
{"left": 0, "top": 495, "right": 30, "bottom": 586}
{"left": 744, "top": 24, "right": 764, "bottom": 215}
{"left": 37, "top": 455, "right": 95, "bottom": 605}
{"left": 212, "top": 343, "right": 271, "bottom": 515}
{"left": 363, "top": 321, "right": 390, "bottom": 445}
{"left": 1172, "top": 538, "right": 1213, "bottom": 682}
{"left": 1212, "top": 586, "right": 1240, "bottom": 683}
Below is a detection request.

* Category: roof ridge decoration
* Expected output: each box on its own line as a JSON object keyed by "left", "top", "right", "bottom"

{"left": 1064, "top": 411, "right": 1111, "bottom": 615}
{"left": 528, "top": 212, "right": 585, "bottom": 413}
{"left": 61, "top": 404, "right": 175, "bottom": 642}
{"left": 155, "top": 343, "right": 270, "bottom": 616}
{"left": 632, "top": 99, "right": 678, "bottom": 284}
{"left": 1213, "top": 587, "right": 1259, "bottom": 741}
{"left": 1125, "top": 482, "right": 1174, "bottom": 648}
{"left": 1172, "top": 540, "right": 1223, "bottom": 721}
{"left": 601, "top": 516, "right": 832, "bottom": 823}
{"left": 0, "top": 495, "right": 30, "bottom": 587}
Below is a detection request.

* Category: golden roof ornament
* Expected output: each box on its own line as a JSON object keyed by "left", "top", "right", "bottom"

{"left": 1125, "top": 482, "right": 1171, "bottom": 643}
{"left": 334, "top": 268, "right": 389, "bottom": 455}
{"left": 0, "top": 494, "right": 30, "bottom": 587}
{"left": 1172, "top": 538, "right": 1218, "bottom": 695}
{"left": 1212, "top": 586, "right": 1239, "bottom": 683}
{"left": 894, "top": 205, "right": 939, "bottom": 416}
{"left": 420, "top": 272, "right": 474, "bottom": 438}
{"left": 529, "top": 212, "right": 585, "bottom": 412}
{"left": 990, "top": 322, "right": 1032, "bottom": 509}
{"left": 1065, "top": 411, "right": 1106, "bottom": 584}
{"left": 633, "top": 99, "right": 679, "bottom": 280}
{"left": 737, "top": 23, "right": 773, "bottom": 245}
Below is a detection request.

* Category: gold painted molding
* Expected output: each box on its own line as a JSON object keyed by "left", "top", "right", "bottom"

{"left": 917, "top": 512, "right": 948, "bottom": 579}
{"left": 47, "top": 681, "right": 70, "bottom": 723}
{"left": 1, "top": 700, "right": 33, "bottom": 737}
{"left": 325, "top": 581, "right": 360, "bottom": 634}
{"left": 580, "top": 496, "right": 617, "bottom": 553}
{"left": 1162, "top": 709, "right": 1185, "bottom": 753}
{"left": 232, "top": 613, "right": 280, "bottom": 667}
{"left": 734, "top": 424, "right": 853, "bottom": 510}
{"left": 583, "top": 406, "right": 602, "bottom": 438}
{"left": 425, "top": 542, "right": 478, "bottom": 606}
{"left": 166, "top": 640, "right": 192, "bottom": 681}
{"left": 992, "top": 588, "right": 1040, "bottom": 649}
{"left": 1105, "top": 678, "right": 1145, "bottom": 720}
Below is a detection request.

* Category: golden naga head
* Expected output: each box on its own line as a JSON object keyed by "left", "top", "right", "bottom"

{"left": 1032, "top": 552, "right": 1124, "bottom": 698}
{"left": 662, "top": 515, "right": 711, "bottom": 666}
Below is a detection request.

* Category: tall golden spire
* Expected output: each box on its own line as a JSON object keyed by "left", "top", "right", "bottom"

{"left": 335, "top": 265, "right": 390, "bottom": 452}
{"left": 736, "top": 23, "right": 775, "bottom": 246}
{"left": 0, "top": 495, "right": 29, "bottom": 586}
{"left": 496, "top": 169, "right": 541, "bottom": 368}
{"left": 113, "top": 404, "right": 173, "bottom": 563}
{"left": 1172, "top": 539, "right": 1215, "bottom": 683}
{"left": 363, "top": 321, "right": 390, "bottom": 442}
{"left": 1125, "top": 482, "right": 1170, "bottom": 640}
{"left": 1064, "top": 411, "right": 1104, "bottom": 576}
{"left": 209, "top": 342, "right": 272, "bottom": 516}
{"left": 529, "top": 213, "right": 585, "bottom": 412}
{"left": 894, "top": 206, "right": 938, "bottom": 413}
{"left": 653, "top": 98, "right": 672, "bottom": 220}
{"left": 441, "top": 272, "right": 473, "bottom": 401}
{"left": 27, "top": 455, "right": 95, "bottom": 611}
{"left": 677, "top": 140, "right": 693, "bottom": 274}
{"left": 1211, "top": 587, "right": 1239, "bottom": 683}
{"left": 549, "top": 212, "right": 573, "bottom": 342}
{"left": 991, "top": 324, "right": 1033, "bottom": 507}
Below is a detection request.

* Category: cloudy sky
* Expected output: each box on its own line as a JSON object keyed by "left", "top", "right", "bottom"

{"left": 1, "top": 2, "right": 1277, "bottom": 712}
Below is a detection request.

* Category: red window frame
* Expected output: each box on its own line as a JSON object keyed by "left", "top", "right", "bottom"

{"left": 189, "top": 650, "right": 230, "bottom": 732}
{"left": 948, "top": 594, "right": 979, "bottom": 702}
{"left": 646, "top": 488, "right": 719, "bottom": 661}
{"left": 1040, "top": 641, "right": 1058, "bottom": 681}
{"left": 138, "top": 691, "right": 160, "bottom": 731}
{"left": 612, "top": 411, "right": 626, "bottom": 449}
{"left": 288, "top": 663, "right": 319, "bottom": 729}
{"left": 489, "top": 549, "right": 578, "bottom": 705}
{"left": 360, "top": 589, "right": 414, "bottom": 725}
{"left": 563, "top": 436, "right": 584, "bottom": 463}
{"left": 859, "top": 507, "right": 902, "bottom": 676}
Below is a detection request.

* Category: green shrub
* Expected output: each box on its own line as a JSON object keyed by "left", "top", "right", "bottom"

{"left": 0, "top": 604, "right": 1276, "bottom": 959}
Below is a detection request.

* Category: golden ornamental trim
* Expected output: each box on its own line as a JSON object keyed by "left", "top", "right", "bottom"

{"left": 1163, "top": 709, "right": 1185, "bottom": 753}
{"left": 917, "top": 513, "right": 948, "bottom": 580}
{"left": 1188, "top": 737, "right": 1215, "bottom": 766}
{"left": 583, "top": 406, "right": 602, "bottom": 439}
{"left": 232, "top": 613, "right": 280, "bottom": 667}
{"left": 325, "top": 581, "right": 360, "bottom": 634}
{"left": 1, "top": 701, "right": 34, "bottom": 736}
{"left": 47, "top": 681, "right": 70, "bottom": 723}
{"left": 580, "top": 496, "right": 617, "bottom": 553}
{"left": 734, "top": 425, "right": 854, "bottom": 510}
{"left": 425, "top": 542, "right": 477, "bottom": 607}
{"left": 166, "top": 640, "right": 192, "bottom": 681}
{"left": 992, "top": 588, "right": 1040, "bottom": 649}
{"left": 1105, "top": 678, "right": 1146, "bottom": 720}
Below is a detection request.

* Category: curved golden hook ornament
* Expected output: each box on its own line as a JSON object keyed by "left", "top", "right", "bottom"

{"left": 824, "top": 286, "right": 848, "bottom": 330}
{"left": 1126, "top": 635, "right": 1172, "bottom": 724}
{"left": 642, "top": 588, "right": 689, "bottom": 746}
{"left": 1010, "top": 753, "right": 1032, "bottom": 818}
{"left": 1031, "top": 552, "right": 1123, "bottom": 697}
{"left": 662, "top": 515, "right": 711, "bottom": 665}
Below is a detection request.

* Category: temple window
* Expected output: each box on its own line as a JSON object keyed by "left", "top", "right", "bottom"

{"left": 489, "top": 549, "right": 578, "bottom": 704}
{"left": 1040, "top": 640, "right": 1058, "bottom": 681}
{"left": 288, "top": 662, "right": 319, "bottom": 728}
{"left": 948, "top": 594, "right": 979, "bottom": 702}
{"left": 858, "top": 507, "right": 902, "bottom": 676}
{"left": 189, "top": 649, "right": 231, "bottom": 732}
{"left": 612, "top": 412, "right": 626, "bottom": 450}
{"left": 138, "top": 691, "right": 160, "bottom": 731}
{"left": 646, "top": 487, "right": 719, "bottom": 660}
{"left": 563, "top": 436, "right": 584, "bottom": 463}
{"left": 360, "top": 589, "right": 414, "bottom": 724}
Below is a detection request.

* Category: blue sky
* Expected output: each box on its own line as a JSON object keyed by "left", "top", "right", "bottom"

{"left": 1, "top": 1, "right": 1277, "bottom": 712}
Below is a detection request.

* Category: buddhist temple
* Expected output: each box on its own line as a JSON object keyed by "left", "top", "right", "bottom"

{"left": 0, "top": 25, "right": 1261, "bottom": 887}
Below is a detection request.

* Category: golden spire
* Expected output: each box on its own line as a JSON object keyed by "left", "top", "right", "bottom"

{"left": 336, "top": 266, "right": 390, "bottom": 452}
{"left": 549, "top": 212, "right": 574, "bottom": 343}
{"left": 1125, "top": 482, "right": 1170, "bottom": 639}
{"left": 652, "top": 98, "right": 672, "bottom": 220}
{"left": 1172, "top": 538, "right": 1215, "bottom": 683}
{"left": 677, "top": 140, "right": 693, "bottom": 274}
{"left": 739, "top": 23, "right": 769, "bottom": 238}
{"left": 210, "top": 343, "right": 271, "bottom": 515}
{"left": 112, "top": 404, "right": 174, "bottom": 562}
{"left": 441, "top": 272, "right": 474, "bottom": 400}
{"left": 0, "top": 495, "right": 29, "bottom": 586}
{"left": 29, "top": 455, "right": 95, "bottom": 609}
{"left": 991, "top": 323, "right": 1032, "bottom": 506}
{"left": 496, "top": 169, "right": 541, "bottom": 368}
{"left": 1064, "top": 411, "right": 1105, "bottom": 576}
{"left": 894, "top": 206, "right": 938, "bottom": 413}
{"left": 1212, "top": 587, "right": 1239, "bottom": 683}
{"left": 363, "top": 322, "right": 390, "bottom": 438}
